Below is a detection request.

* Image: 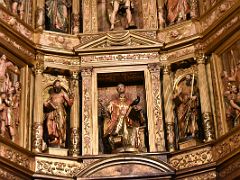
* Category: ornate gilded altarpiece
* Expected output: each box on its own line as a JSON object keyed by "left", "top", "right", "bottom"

{"left": 0, "top": 0, "right": 240, "bottom": 179}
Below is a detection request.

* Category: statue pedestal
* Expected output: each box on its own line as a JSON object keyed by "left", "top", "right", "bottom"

{"left": 46, "top": 147, "right": 68, "bottom": 156}
{"left": 179, "top": 138, "right": 200, "bottom": 150}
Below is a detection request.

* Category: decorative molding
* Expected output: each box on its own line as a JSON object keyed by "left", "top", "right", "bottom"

{"left": 181, "top": 171, "right": 217, "bottom": 180}
{"left": 163, "top": 46, "right": 195, "bottom": 62}
{"left": 213, "top": 129, "right": 240, "bottom": 161}
{"left": 219, "top": 158, "right": 240, "bottom": 178}
{"left": 39, "top": 32, "right": 79, "bottom": 51}
{"left": 0, "top": 32, "right": 34, "bottom": 59}
{"left": 157, "top": 22, "right": 197, "bottom": 44}
{"left": 0, "top": 142, "right": 32, "bottom": 170}
{"left": 0, "top": 167, "right": 23, "bottom": 180}
{"left": 44, "top": 55, "right": 80, "bottom": 67}
{"left": 169, "top": 147, "right": 213, "bottom": 170}
{"left": 35, "top": 158, "right": 90, "bottom": 177}
{"left": 202, "top": 14, "right": 240, "bottom": 50}
{"left": 81, "top": 52, "right": 159, "bottom": 64}
{"left": 201, "top": 0, "right": 238, "bottom": 32}
{"left": 0, "top": 8, "right": 33, "bottom": 41}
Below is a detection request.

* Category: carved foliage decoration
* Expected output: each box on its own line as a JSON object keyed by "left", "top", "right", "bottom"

{"left": 213, "top": 129, "right": 240, "bottom": 161}
{"left": 81, "top": 68, "right": 93, "bottom": 155}
{"left": 148, "top": 64, "right": 165, "bottom": 151}
{"left": 0, "top": 167, "right": 23, "bottom": 180}
{"left": 169, "top": 147, "right": 213, "bottom": 170}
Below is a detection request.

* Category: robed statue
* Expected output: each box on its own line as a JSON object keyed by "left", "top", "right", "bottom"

{"left": 173, "top": 74, "right": 201, "bottom": 141}
{"left": 102, "top": 83, "right": 145, "bottom": 153}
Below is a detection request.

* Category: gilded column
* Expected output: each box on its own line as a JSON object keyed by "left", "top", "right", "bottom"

{"left": 32, "top": 53, "right": 44, "bottom": 153}
{"left": 156, "top": 0, "right": 165, "bottom": 30}
{"left": 196, "top": 53, "right": 215, "bottom": 142}
{"left": 35, "top": 0, "right": 45, "bottom": 30}
{"left": 163, "top": 65, "right": 175, "bottom": 152}
{"left": 72, "top": 0, "right": 80, "bottom": 34}
{"left": 81, "top": 68, "right": 93, "bottom": 155}
{"left": 69, "top": 71, "right": 80, "bottom": 156}
{"left": 148, "top": 63, "right": 166, "bottom": 152}
{"left": 142, "top": 0, "right": 158, "bottom": 29}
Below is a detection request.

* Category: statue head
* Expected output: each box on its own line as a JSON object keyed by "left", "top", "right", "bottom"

{"left": 185, "top": 74, "right": 192, "bottom": 86}
{"left": 53, "top": 80, "right": 62, "bottom": 93}
{"left": 116, "top": 83, "right": 125, "bottom": 94}
{"left": 0, "top": 54, "right": 6, "bottom": 61}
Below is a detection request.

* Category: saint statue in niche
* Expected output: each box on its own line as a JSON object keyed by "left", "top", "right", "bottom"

{"left": 101, "top": 83, "right": 145, "bottom": 153}
{"left": 43, "top": 79, "right": 74, "bottom": 148}
{"left": 0, "top": 54, "right": 20, "bottom": 143}
{"left": 45, "top": 0, "right": 72, "bottom": 33}
{"left": 173, "top": 74, "right": 202, "bottom": 142}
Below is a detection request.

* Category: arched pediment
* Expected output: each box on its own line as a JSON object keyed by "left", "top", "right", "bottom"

{"left": 74, "top": 31, "right": 164, "bottom": 55}
{"left": 76, "top": 154, "right": 175, "bottom": 179}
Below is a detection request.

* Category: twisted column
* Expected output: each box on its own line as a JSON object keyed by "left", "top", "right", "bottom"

{"left": 69, "top": 71, "right": 80, "bottom": 156}
{"left": 196, "top": 53, "right": 215, "bottom": 142}
{"left": 163, "top": 65, "right": 175, "bottom": 152}
{"left": 32, "top": 53, "right": 44, "bottom": 153}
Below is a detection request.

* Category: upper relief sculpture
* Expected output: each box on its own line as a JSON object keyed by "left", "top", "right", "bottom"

{"left": 109, "top": 0, "right": 136, "bottom": 30}
{"left": 221, "top": 40, "right": 240, "bottom": 131}
{"left": 43, "top": 79, "right": 74, "bottom": 148}
{"left": 0, "top": 54, "right": 20, "bottom": 143}
{"left": 45, "top": 0, "right": 72, "bottom": 33}
{"left": 173, "top": 74, "right": 202, "bottom": 142}
{"left": 0, "top": 0, "right": 25, "bottom": 19}
{"left": 166, "top": 0, "right": 191, "bottom": 25}
{"left": 101, "top": 83, "right": 146, "bottom": 153}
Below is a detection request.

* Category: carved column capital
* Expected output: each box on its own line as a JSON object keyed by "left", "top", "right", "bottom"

{"left": 81, "top": 67, "right": 93, "bottom": 77}
{"left": 148, "top": 63, "right": 161, "bottom": 73}
{"left": 34, "top": 53, "right": 45, "bottom": 74}
{"left": 163, "top": 65, "right": 171, "bottom": 75}
{"left": 195, "top": 52, "right": 206, "bottom": 64}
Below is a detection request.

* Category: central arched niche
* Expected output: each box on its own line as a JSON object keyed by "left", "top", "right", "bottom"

{"left": 76, "top": 154, "right": 175, "bottom": 179}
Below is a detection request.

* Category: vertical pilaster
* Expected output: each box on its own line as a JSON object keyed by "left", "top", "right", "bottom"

{"left": 148, "top": 63, "right": 165, "bottom": 152}
{"left": 32, "top": 53, "right": 44, "bottom": 153}
{"left": 69, "top": 71, "right": 80, "bottom": 156}
{"left": 72, "top": 0, "right": 80, "bottom": 34}
{"left": 142, "top": 0, "right": 158, "bottom": 29}
{"left": 82, "top": 0, "right": 98, "bottom": 33}
{"left": 196, "top": 53, "right": 215, "bottom": 142}
{"left": 163, "top": 65, "right": 175, "bottom": 152}
{"left": 191, "top": 0, "right": 199, "bottom": 19}
{"left": 81, "top": 68, "right": 93, "bottom": 155}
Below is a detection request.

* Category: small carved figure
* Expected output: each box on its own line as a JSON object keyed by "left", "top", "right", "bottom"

{"left": 45, "top": 0, "right": 71, "bottom": 32}
{"left": 102, "top": 83, "right": 145, "bottom": 153}
{"left": 228, "top": 84, "right": 240, "bottom": 128}
{"left": 12, "top": 0, "right": 24, "bottom": 19}
{"left": 43, "top": 80, "right": 74, "bottom": 148}
{"left": 166, "top": 0, "right": 191, "bottom": 25}
{"left": 174, "top": 74, "right": 200, "bottom": 140}
{"left": 109, "top": 0, "right": 134, "bottom": 30}
{"left": 0, "top": 92, "right": 16, "bottom": 141}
